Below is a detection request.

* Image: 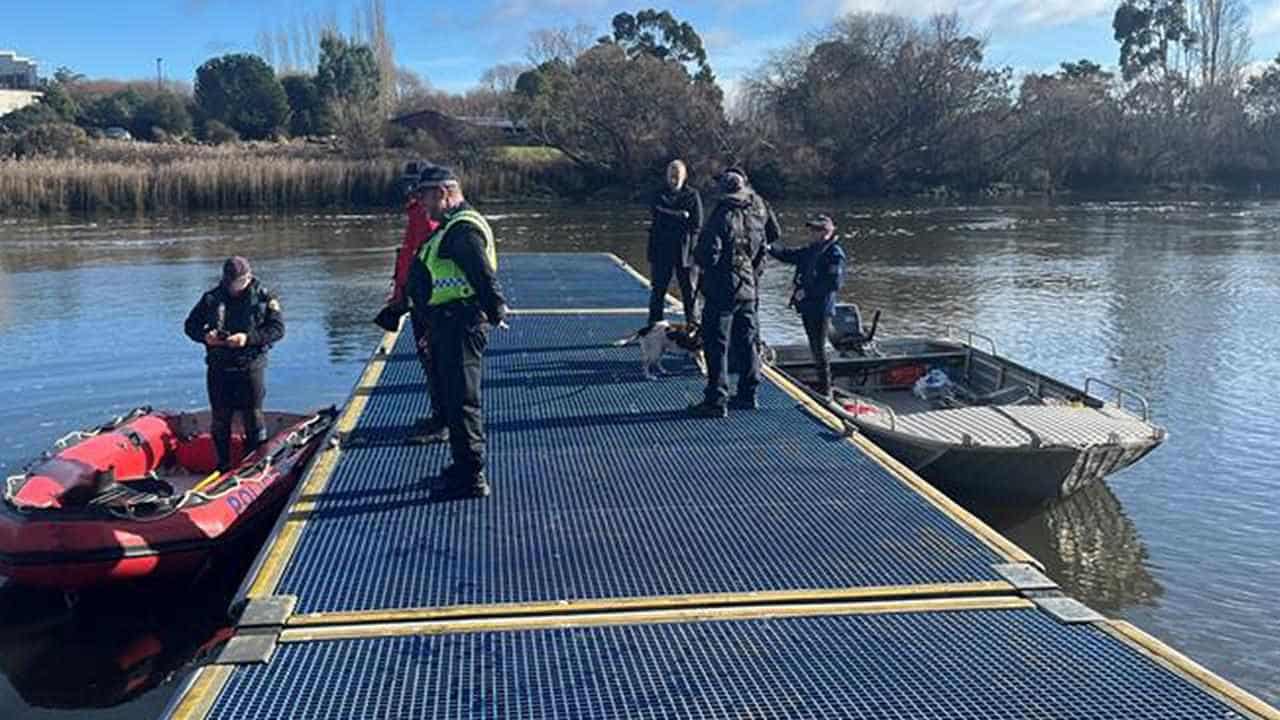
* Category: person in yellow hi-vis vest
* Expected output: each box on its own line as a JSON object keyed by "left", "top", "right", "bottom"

{"left": 405, "top": 165, "right": 508, "bottom": 500}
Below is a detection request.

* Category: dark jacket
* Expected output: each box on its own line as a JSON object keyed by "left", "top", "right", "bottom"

{"left": 406, "top": 203, "right": 507, "bottom": 325}
{"left": 769, "top": 236, "right": 846, "bottom": 317}
{"left": 694, "top": 189, "right": 779, "bottom": 306}
{"left": 184, "top": 279, "right": 284, "bottom": 370}
{"left": 648, "top": 185, "right": 702, "bottom": 268}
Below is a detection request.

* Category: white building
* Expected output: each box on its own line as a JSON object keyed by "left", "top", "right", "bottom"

{"left": 0, "top": 50, "right": 38, "bottom": 90}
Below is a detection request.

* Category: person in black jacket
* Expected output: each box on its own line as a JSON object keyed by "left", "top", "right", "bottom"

{"left": 406, "top": 165, "right": 508, "bottom": 500}
{"left": 184, "top": 256, "right": 285, "bottom": 471}
{"left": 688, "top": 167, "right": 779, "bottom": 418}
{"left": 648, "top": 159, "right": 702, "bottom": 325}
{"left": 769, "top": 214, "right": 846, "bottom": 400}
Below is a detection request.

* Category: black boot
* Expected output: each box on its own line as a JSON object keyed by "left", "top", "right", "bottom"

{"left": 430, "top": 470, "right": 490, "bottom": 501}
{"left": 408, "top": 415, "right": 449, "bottom": 444}
{"left": 687, "top": 400, "right": 727, "bottom": 418}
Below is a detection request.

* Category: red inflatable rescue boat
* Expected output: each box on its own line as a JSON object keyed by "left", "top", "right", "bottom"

{"left": 0, "top": 406, "right": 336, "bottom": 589}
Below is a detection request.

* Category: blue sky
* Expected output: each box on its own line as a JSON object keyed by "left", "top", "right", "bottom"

{"left": 8, "top": 0, "right": 1280, "bottom": 97}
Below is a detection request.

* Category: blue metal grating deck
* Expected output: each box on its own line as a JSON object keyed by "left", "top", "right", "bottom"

{"left": 204, "top": 606, "right": 1254, "bottom": 720}
{"left": 497, "top": 253, "right": 654, "bottom": 309}
{"left": 273, "top": 313, "right": 1012, "bottom": 617}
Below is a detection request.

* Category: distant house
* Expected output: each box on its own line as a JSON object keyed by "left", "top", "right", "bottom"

{"left": 391, "top": 108, "right": 528, "bottom": 146}
{"left": 0, "top": 50, "right": 41, "bottom": 118}
{"left": 0, "top": 50, "right": 38, "bottom": 90}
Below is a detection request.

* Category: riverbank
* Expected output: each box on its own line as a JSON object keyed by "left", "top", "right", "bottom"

{"left": 3, "top": 138, "right": 1272, "bottom": 216}
{"left": 0, "top": 140, "right": 574, "bottom": 213}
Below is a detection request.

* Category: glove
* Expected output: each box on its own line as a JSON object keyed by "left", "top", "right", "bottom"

{"left": 373, "top": 301, "right": 408, "bottom": 332}
{"left": 489, "top": 304, "right": 509, "bottom": 328}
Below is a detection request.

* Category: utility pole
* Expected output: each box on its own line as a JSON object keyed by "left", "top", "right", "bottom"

{"left": 156, "top": 57, "right": 163, "bottom": 91}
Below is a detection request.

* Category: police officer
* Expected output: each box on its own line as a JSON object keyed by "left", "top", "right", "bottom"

{"left": 647, "top": 158, "right": 702, "bottom": 326}
{"left": 184, "top": 256, "right": 284, "bottom": 471}
{"left": 769, "top": 214, "right": 846, "bottom": 401}
{"left": 406, "top": 165, "right": 507, "bottom": 500}
{"left": 688, "top": 167, "right": 779, "bottom": 418}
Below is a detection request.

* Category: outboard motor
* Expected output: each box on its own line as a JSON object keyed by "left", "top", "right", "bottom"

{"left": 830, "top": 304, "right": 880, "bottom": 354}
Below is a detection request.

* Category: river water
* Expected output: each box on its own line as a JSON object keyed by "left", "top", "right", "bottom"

{"left": 0, "top": 200, "right": 1277, "bottom": 716}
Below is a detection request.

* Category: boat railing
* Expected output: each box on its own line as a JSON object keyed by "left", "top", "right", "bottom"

{"left": 1084, "top": 377, "right": 1152, "bottom": 421}
{"left": 945, "top": 326, "right": 998, "bottom": 356}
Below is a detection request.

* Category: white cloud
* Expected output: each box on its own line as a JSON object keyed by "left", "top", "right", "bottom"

{"left": 832, "top": 0, "right": 1112, "bottom": 29}
{"left": 488, "top": 0, "right": 611, "bottom": 22}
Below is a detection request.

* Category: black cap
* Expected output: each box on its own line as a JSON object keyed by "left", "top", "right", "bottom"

{"left": 222, "top": 256, "right": 250, "bottom": 281}
{"left": 724, "top": 165, "right": 749, "bottom": 183}
{"left": 401, "top": 159, "right": 426, "bottom": 194}
{"left": 222, "top": 256, "right": 252, "bottom": 290}
{"left": 417, "top": 164, "right": 459, "bottom": 188}
{"left": 805, "top": 214, "right": 835, "bottom": 232}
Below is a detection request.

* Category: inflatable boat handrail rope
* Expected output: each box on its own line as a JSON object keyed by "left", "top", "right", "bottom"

{"left": 49, "top": 405, "right": 154, "bottom": 453}
{"left": 185, "top": 407, "right": 338, "bottom": 503}
{"left": 3, "top": 473, "right": 25, "bottom": 509}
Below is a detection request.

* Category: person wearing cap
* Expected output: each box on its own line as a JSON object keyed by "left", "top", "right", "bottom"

{"left": 768, "top": 214, "right": 846, "bottom": 400}
{"left": 647, "top": 158, "right": 702, "bottom": 326}
{"left": 405, "top": 164, "right": 508, "bottom": 500}
{"left": 184, "top": 257, "right": 285, "bottom": 471}
{"left": 377, "top": 160, "right": 448, "bottom": 444}
{"left": 688, "top": 166, "right": 780, "bottom": 418}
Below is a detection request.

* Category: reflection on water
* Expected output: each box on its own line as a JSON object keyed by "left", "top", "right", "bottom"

{"left": 0, "top": 533, "right": 250, "bottom": 719}
{"left": 2, "top": 200, "right": 1280, "bottom": 714}
{"left": 976, "top": 482, "right": 1163, "bottom": 614}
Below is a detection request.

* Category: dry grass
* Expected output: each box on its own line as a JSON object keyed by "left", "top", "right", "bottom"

{"left": 0, "top": 139, "right": 574, "bottom": 213}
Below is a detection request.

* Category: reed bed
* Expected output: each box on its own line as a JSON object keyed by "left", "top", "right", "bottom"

{"left": 0, "top": 141, "right": 576, "bottom": 214}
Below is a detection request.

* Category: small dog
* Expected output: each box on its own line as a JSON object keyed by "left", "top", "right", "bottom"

{"left": 614, "top": 321, "right": 703, "bottom": 379}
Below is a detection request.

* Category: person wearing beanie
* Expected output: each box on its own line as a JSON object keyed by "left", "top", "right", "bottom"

{"left": 768, "top": 214, "right": 846, "bottom": 400}
{"left": 688, "top": 165, "right": 781, "bottom": 418}
{"left": 405, "top": 164, "right": 508, "bottom": 500}
{"left": 183, "top": 256, "right": 285, "bottom": 471}
{"left": 647, "top": 158, "right": 702, "bottom": 326}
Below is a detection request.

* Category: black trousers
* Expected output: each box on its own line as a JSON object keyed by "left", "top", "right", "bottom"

{"left": 427, "top": 302, "right": 488, "bottom": 478}
{"left": 701, "top": 300, "right": 760, "bottom": 406}
{"left": 410, "top": 309, "right": 446, "bottom": 425}
{"left": 648, "top": 256, "right": 699, "bottom": 325}
{"left": 207, "top": 365, "right": 266, "bottom": 471}
{"left": 802, "top": 311, "right": 832, "bottom": 396}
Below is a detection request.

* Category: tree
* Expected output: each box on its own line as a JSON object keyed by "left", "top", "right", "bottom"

{"left": 1018, "top": 61, "right": 1117, "bottom": 190}
{"left": 78, "top": 89, "right": 144, "bottom": 130}
{"left": 39, "top": 80, "right": 79, "bottom": 121}
{"left": 1113, "top": 0, "right": 1197, "bottom": 83}
{"left": 133, "top": 91, "right": 193, "bottom": 139}
{"left": 525, "top": 23, "right": 596, "bottom": 66}
{"left": 316, "top": 34, "right": 380, "bottom": 105}
{"left": 194, "top": 53, "right": 290, "bottom": 140}
{"left": 519, "top": 41, "right": 726, "bottom": 186}
{"left": 316, "top": 34, "right": 383, "bottom": 152}
{"left": 606, "top": 9, "right": 715, "bottom": 84}
{"left": 281, "top": 74, "right": 332, "bottom": 136}
{"left": 52, "top": 66, "right": 86, "bottom": 87}
{"left": 745, "top": 12, "right": 1013, "bottom": 194}
{"left": 1188, "top": 0, "right": 1251, "bottom": 89}
{"left": 480, "top": 63, "right": 530, "bottom": 94}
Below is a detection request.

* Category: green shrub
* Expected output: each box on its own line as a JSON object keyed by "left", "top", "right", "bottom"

{"left": 204, "top": 120, "right": 240, "bottom": 145}
{"left": 14, "top": 122, "right": 89, "bottom": 158}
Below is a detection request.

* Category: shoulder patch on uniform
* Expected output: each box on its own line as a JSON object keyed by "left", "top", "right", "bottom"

{"left": 268, "top": 299, "right": 282, "bottom": 312}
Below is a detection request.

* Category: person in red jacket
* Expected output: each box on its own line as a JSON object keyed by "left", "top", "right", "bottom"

{"left": 378, "top": 161, "right": 448, "bottom": 443}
